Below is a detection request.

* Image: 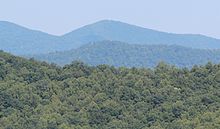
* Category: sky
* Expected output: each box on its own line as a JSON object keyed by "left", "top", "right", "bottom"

{"left": 0, "top": 0, "right": 220, "bottom": 38}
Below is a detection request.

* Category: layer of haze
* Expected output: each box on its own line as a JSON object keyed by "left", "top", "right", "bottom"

{"left": 0, "top": 0, "right": 220, "bottom": 39}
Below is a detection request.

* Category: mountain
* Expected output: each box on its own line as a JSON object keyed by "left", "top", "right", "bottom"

{"left": 61, "top": 20, "right": 220, "bottom": 49}
{"left": 1, "top": 20, "right": 220, "bottom": 56}
{"left": 0, "top": 21, "right": 66, "bottom": 55}
{"left": 0, "top": 21, "right": 62, "bottom": 55}
{"left": 1, "top": 50, "right": 220, "bottom": 129}
{"left": 31, "top": 41, "right": 220, "bottom": 68}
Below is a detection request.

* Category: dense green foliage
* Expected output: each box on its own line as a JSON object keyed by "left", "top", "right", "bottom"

{"left": 1, "top": 20, "right": 220, "bottom": 55}
{"left": 1, "top": 51, "right": 220, "bottom": 129}
{"left": 32, "top": 41, "right": 220, "bottom": 68}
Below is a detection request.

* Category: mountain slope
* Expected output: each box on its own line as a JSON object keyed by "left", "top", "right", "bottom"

{"left": 31, "top": 41, "right": 220, "bottom": 67}
{"left": 0, "top": 21, "right": 66, "bottom": 55}
{"left": 62, "top": 20, "right": 220, "bottom": 49}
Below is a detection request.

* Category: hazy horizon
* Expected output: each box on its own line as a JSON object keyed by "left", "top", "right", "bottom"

{"left": 0, "top": 0, "right": 220, "bottom": 39}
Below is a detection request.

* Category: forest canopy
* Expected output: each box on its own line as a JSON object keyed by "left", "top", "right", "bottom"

{"left": 0, "top": 51, "right": 220, "bottom": 129}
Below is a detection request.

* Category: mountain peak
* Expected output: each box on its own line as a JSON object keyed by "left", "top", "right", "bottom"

{"left": 93, "top": 19, "right": 126, "bottom": 25}
{"left": 87, "top": 19, "right": 143, "bottom": 29}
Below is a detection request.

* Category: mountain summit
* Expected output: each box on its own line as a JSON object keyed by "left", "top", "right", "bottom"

{"left": 61, "top": 20, "right": 220, "bottom": 49}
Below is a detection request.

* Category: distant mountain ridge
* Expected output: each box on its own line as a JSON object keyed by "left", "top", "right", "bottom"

{"left": 62, "top": 20, "right": 220, "bottom": 49}
{"left": 1, "top": 20, "right": 220, "bottom": 55}
{"left": 0, "top": 21, "right": 63, "bottom": 55}
{"left": 31, "top": 41, "right": 220, "bottom": 68}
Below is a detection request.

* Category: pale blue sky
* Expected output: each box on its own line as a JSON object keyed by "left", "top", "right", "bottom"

{"left": 0, "top": 0, "right": 220, "bottom": 38}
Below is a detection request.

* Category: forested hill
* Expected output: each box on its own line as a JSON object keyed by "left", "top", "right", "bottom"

{"left": 1, "top": 50, "right": 220, "bottom": 129}
{"left": 31, "top": 41, "right": 220, "bottom": 68}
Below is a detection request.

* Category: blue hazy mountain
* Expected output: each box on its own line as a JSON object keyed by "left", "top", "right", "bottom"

{"left": 1, "top": 20, "right": 220, "bottom": 55}
{"left": 0, "top": 21, "right": 66, "bottom": 55}
{"left": 61, "top": 20, "right": 220, "bottom": 49}
{"left": 32, "top": 41, "right": 220, "bottom": 68}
